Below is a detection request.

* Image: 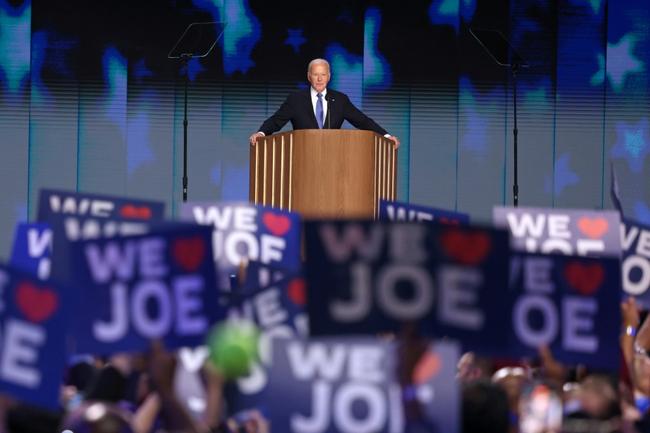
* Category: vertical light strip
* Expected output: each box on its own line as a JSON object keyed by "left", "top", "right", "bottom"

{"left": 385, "top": 141, "right": 389, "bottom": 199}
{"left": 263, "top": 138, "right": 268, "bottom": 204}
{"left": 374, "top": 137, "right": 379, "bottom": 218}
{"left": 271, "top": 136, "right": 276, "bottom": 207}
{"left": 288, "top": 133, "right": 294, "bottom": 210}
{"left": 379, "top": 139, "right": 385, "bottom": 199}
{"left": 380, "top": 139, "right": 386, "bottom": 200}
{"left": 386, "top": 142, "right": 395, "bottom": 200}
{"left": 280, "top": 135, "right": 285, "bottom": 209}
{"left": 391, "top": 146, "right": 396, "bottom": 199}
{"left": 254, "top": 142, "right": 259, "bottom": 203}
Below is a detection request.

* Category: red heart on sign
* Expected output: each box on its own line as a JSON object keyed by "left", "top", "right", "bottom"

{"left": 262, "top": 212, "right": 291, "bottom": 236}
{"left": 16, "top": 282, "right": 58, "bottom": 323}
{"left": 412, "top": 352, "right": 442, "bottom": 385}
{"left": 172, "top": 237, "right": 206, "bottom": 272}
{"left": 564, "top": 262, "right": 604, "bottom": 296}
{"left": 120, "top": 205, "right": 152, "bottom": 220}
{"left": 440, "top": 229, "right": 491, "bottom": 265}
{"left": 287, "top": 278, "right": 306, "bottom": 306}
{"left": 577, "top": 217, "right": 609, "bottom": 239}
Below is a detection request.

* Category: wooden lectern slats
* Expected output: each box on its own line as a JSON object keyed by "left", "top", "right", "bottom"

{"left": 278, "top": 135, "right": 285, "bottom": 209}
{"left": 380, "top": 139, "right": 386, "bottom": 200}
{"left": 288, "top": 133, "right": 294, "bottom": 210}
{"left": 274, "top": 137, "right": 284, "bottom": 208}
{"left": 383, "top": 140, "right": 387, "bottom": 200}
{"left": 251, "top": 143, "right": 259, "bottom": 204}
{"left": 390, "top": 146, "right": 396, "bottom": 199}
{"left": 384, "top": 140, "right": 390, "bottom": 200}
{"left": 270, "top": 137, "right": 278, "bottom": 206}
{"left": 260, "top": 141, "right": 266, "bottom": 203}
{"left": 373, "top": 137, "right": 379, "bottom": 218}
{"left": 385, "top": 142, "right": 391, "bottom": 201}
{"left": 249, "top": 130, "right": 396, "bottom": 219}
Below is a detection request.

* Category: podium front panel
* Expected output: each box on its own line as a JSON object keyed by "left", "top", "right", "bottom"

{"left": 250, "top": 130, "right": 396, "bottom": 219}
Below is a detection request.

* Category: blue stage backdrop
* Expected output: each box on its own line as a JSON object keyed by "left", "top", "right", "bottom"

{"left": 0, "top": 0, "right": 649, "bottom": 258}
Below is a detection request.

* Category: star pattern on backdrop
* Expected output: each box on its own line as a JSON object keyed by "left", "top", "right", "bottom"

{"left": 544, "top": 153, "right": 579, "bottom": 196}
{"left": 285, "top": 29, "right": 306, "bottom": 53}
{"left": 460, "top": 106, "right": 488, "bottom": 157}
{"left": 363, "top": 7, "right": 391, "bottom": 89}
{"left": 634, "top": 201, "right": 650, "bottom": 225}
{"left": 127, "top": 103, "right": 155, "bottom": 175}
{"left": 604, "top": 34, "right": 644, "bottom": 93}
{"left": 0, "top": 2, "right": 31, "bottom": 93}
{"left": 590, "top": 53, "right": 605, "bottom": 88}
{"left": 587, "top": 0, "right": 603, "bottom": 13}
{"left": 193, "top": 0, "right": 260, "bottom": 75}
{"left": 610, "top": 119, "right": 650, "bottom": 173}
{"left": 428, "top": 0, "right": 476, "bottom": 30}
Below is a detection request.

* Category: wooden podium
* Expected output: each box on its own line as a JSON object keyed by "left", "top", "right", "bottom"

{"left": 249, "top": 129, "right": 396, "bottom": 218}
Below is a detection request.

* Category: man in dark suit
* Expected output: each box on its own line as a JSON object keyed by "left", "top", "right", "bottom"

{"left": 249, "top": 58, "right": 400, "bottom": 148}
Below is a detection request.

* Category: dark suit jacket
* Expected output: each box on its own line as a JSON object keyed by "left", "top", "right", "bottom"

{"left": 258, "top": 88, "right": 388, "bottom": 136}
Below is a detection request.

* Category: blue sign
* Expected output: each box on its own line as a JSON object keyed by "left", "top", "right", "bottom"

{"left": 36, "top": 189, "right": 166, "bottom": 282}
{"left": 179, "top": 202, "right": 302, "bottom": 290}
{"left": 620, "top": 220, "right": 650, "bottom": 308}
{"left": 238, "top": 260, "right": 292, "bottom": 293}
{"left": 0, "top": 263, "right": 70, "bottom": 409}
{"left": 10, "top": 223, "right": 52, "bottom": 280}
{"left": 224, "top": 276, "right": 309, "bottom": 415}
{"left": 407, "top": 342, "right": 461, "bottom": 433}
{"left": 37, "top": 189, "right": 165, "bottom": 223}
{"left": 68, "top": 224, "right": 223, "bottom": 354}
{"left": 493, "top": 206, "right": 621, "bottom": 258}
{"left": 508, "top": 253, "right": 621, "bottom": 370}
{"left": 380, "top": 200, "right": 469, "bottom": 225}
{"left": 267, "top": 338, "right": 460, "bottom": 433}
{"left": 267, "top": 338, "right": 400, "bottom": 433}
{"left": 304, "top": 221, "right": 510, "bottom": 354}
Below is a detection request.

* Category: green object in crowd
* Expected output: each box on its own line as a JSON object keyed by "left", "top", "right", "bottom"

{"left": 207, "top": 320, "right": 260, "bottom": 379}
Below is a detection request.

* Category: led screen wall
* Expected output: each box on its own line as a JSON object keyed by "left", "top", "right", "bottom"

{"left": 0, "top": 0, "right": 648, "bottom": 257}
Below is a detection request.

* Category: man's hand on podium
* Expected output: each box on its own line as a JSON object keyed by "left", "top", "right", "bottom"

{"left": 388, "top": 135, "right": 400, "bottom": 149}
{"left": 249, "top": 131, "right": 265, "bottom": 145}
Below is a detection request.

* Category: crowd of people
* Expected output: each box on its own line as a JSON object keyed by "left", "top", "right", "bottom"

{"left": 0, "top": 295, "right": 645, "bottom": 433}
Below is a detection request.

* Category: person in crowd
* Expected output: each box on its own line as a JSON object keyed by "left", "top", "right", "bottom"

{"left": 462, "top": 380, "right": 510, "bottom": 433}
{"left": 248, "top": 58, "right": 400, "bottom": 148}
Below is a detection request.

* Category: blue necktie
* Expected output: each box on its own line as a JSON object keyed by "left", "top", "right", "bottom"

{"left": 316, "top": 93, "right": 324, "bottom": 129}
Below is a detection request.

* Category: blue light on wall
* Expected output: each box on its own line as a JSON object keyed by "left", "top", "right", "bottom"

{"left": 604, "top": 34, "right": 645, "bottom": 93}
{"left": 545, "top": 153, "right": 579, "bottom": 196}
{"left": 325, "top": 43, "right": 363, "bottom": 108}
{"left": 611, "top": 119, "right": 650, "bottom": 173}
{"left": 363, "top": 7, "right": 391, "bottom": 90}
{"left": 285, "top": 28, "right": 306, "bottom": 53}
{"left": 193, "top": 0, "right": 261, "bottom": 75}
{"left": 0, "top": 0, "right": 31, "bottom": 93}
{"left": 428, "top": 0, "right": 475, "bottom": 30}
{"left": 102, "top": 46, "right": 127, "bottom": 137}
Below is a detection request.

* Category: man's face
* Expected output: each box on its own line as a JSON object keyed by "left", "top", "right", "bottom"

{"left": 308, "top": 63, "right": 330, "bottom": 93}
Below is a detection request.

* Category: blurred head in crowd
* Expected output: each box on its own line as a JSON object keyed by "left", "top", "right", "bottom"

{"left": 493, "top": 366, "right": 530, "bottom": 414}
{"left": 462, "top": 380, "right": 510, "bottom": 433}
{"left": 457, "top": 352, "right": 492, "bottom": 383}
{"left": 61, "top": 401, "right": 133, "bottom": 433}
{"left": 577, "top": 375, "right": 620, "bottom": 420}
